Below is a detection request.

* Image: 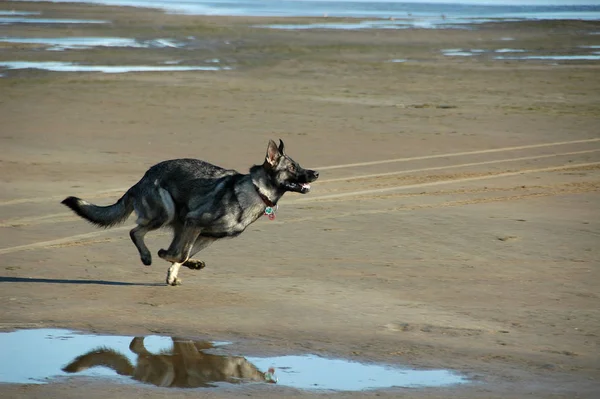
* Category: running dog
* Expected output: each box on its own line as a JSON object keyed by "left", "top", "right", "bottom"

{"left": 62, "top": 139, "right": 318, "bottom": 285}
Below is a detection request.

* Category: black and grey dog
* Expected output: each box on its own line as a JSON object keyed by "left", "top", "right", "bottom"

{"left": 62, "top": 140, "right": 318, "bottom": 285}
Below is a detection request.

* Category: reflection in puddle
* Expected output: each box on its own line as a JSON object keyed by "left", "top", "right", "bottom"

{"left": 0, "top": 329, "right": 467, "bottom": 391}
{"left": 0, "top": 37, "right": 184, "bottom": 51}
{"left": 63, "top": 337, "right": 277, "bottom": 388}
{"left": 0, "top": 61, "right": 231, "bottom": 73}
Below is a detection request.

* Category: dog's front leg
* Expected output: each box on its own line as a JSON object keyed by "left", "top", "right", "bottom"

{"left": 158, "top": 224, "right": 201, "bottom": 264}
{"left": 159, "top": 219, "right": 202, "bottom": 285}
{"left": 158, "top": 212, "right": 212, "bottom": 285}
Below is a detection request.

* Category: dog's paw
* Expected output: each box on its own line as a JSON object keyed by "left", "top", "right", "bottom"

{"left": 166, "top": 277, "right": 182, "bottom": 286}
{"left": 141, "top": 254, "right": 152, "bottom": 266}
{"left": 158, "top": 249, "right": 168, "bottom": 259}
{"left": 184, "top": 259, "right": 206, "bottom": 270}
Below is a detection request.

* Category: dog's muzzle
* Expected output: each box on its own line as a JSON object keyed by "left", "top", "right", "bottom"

{"left": 283, "top": 170, "right": 319, "bottom": 194}
{"left": 298, "top": 169, "right": 319, "bottom": 194}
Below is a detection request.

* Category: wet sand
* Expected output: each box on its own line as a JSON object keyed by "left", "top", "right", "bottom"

{"left": 0, "top": 1, "right": 599, "bottom": 398}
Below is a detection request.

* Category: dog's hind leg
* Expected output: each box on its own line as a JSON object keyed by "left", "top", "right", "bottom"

{"left": 131, "top": 187, "right": 175, "bottom": 266}
{"left": 130, "top": 225, "right": 154, "bottom": 266}
{"left": 182, "top": 236, "right": 215, "bottom": 270}
{"left": 130, "top": 217, "right": 170, "bottom": 266}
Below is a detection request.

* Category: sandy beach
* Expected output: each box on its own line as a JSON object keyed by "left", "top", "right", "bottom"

{"left": 1, "top": 1, "right": 599, "bottom": 397}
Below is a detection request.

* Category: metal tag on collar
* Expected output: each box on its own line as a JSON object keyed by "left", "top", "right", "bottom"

{"left": 264, "top": 205, "right": 278, "bottom": 220}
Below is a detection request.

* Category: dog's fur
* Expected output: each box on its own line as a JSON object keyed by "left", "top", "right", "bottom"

{"left": 62, "top": 140, "right": 318, "bottom": 285}
{"left": 62, "top": 336, "right": 277, "bottom": 387}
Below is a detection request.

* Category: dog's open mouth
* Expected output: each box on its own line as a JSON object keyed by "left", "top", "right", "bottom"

{"left": 284, "top": 182, "right": 311, "bottom": 194}
{"left": 300, "top": 183, "right": 311, "bottom": 193}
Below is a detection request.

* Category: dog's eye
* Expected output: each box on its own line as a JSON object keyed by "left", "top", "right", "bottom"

{"left": 289, "top": 165, "right": 296, "bottom": 173}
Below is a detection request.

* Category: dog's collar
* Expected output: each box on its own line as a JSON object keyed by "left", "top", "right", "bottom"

{"left": 253, "top": 184, "right": 275, "bottom": 207}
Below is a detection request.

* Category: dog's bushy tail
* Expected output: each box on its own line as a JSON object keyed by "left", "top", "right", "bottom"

{"left": 62, "top": 193, "right": 134, "bottom": 228}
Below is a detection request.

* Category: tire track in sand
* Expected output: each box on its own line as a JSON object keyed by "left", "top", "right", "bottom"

{"left": 290, "top": 161, "right": 600, "bottom": 203}
{"left": 1, "top": 148, "right": 597, "bottom": 227}
{"left": 1, "top": 137, "right": 598, "bottom": 207}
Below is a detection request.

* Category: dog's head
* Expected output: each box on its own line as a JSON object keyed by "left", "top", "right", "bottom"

{"left": 264, "top": 139, "right": 319, "bottom": 194}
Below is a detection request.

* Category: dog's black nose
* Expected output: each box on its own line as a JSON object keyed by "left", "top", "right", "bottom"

{"left": 312, "top": 170, "right": 319, "bottom": 179}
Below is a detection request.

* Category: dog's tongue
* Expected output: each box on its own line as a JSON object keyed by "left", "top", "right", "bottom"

{"left": 301, "top": 183, "right": 311, "bottom": 190}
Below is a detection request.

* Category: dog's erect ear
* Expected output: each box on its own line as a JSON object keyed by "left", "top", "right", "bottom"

{"left": 278, "top": 139, "right": 286, "bottom": 155}
{"left": 266, "top": 139, "right": 281, "bottom": 166}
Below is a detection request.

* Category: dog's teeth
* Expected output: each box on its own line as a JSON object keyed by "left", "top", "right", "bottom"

{"left": 302, "top": 184, "right": 310, "bottom": 189}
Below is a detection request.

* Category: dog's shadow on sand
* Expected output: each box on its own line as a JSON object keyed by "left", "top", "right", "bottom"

{"left": 0, "top": 276, "right": 163, "bottom": 286}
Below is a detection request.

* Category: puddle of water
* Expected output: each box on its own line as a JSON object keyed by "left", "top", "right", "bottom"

{"left": 495, "top": 54, "right": 600, "bottom": 60}
{"left": 441, "top": 48, "right": 600, "bottom": 61}
{"left": 0, "top": 329, "right": 467, "bottom": 391}
{"left": 14, "top": 0, "right": 600, "bottom": 21}
{"left": 0, "top": 17, "right": 108, "bottom": 24}
{"left": 441, "top": 49, "right": 479, "bottom": 57}
{"left": 152, "top": 38, "right": 181, "bottom": 48}
{"left": 0, "top": 61, "right": 231, "bottom": 73}
{"left": 248, "top": 354, "right": 465, "bottom": 391}
{"left": 0, "top": 37, "right": 185, "bottom": 51}
{"left": 0, "top": 10, "right": 41, "bottom": 16}
{"left": 0, "top": 329, "right": 273, "bottom": 387}
{"left": 494, "top": 48, "right": 527, "bottom": 53}
{"left": 0, "top": 37, "right": 141, "bottom": 50}
{"left": 253, "top": 17, "right": 495, "bottom": 31}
